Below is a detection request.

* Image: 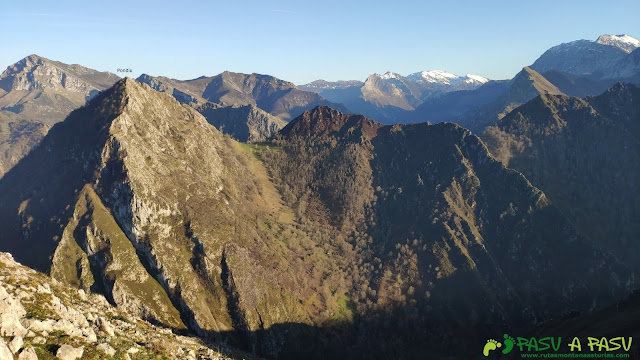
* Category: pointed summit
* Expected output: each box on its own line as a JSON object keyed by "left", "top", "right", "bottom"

{"left": 504, "top": 67, "right": 563, "bottom": 101}
{"left": 455, "top": 67, "right": 563, "bottom": 132}
{"left": 0, "top": 75, "right": 226, "bottom": 329}
{"left": 0, "top": 75, "right": 225, "bottom": 271}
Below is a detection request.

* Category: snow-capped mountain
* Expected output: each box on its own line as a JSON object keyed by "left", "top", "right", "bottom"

{"left": 299, "top": 69, "right": 492, "bottom": 123}
{"left": 298, "top": 79, "right": 363, "bottom": 91}
{"left": 406, "top": 70, "right": 489, "bottom": 86}
{"left": 596, "top": 34, "right": 640, "bottom": 54}
{"left": 531, "top": 34, "right": 640, "bottom": 76}
{"left": 530, "top": 39, "right": 627, "bottom": 75}
{"left": 379, "top": 71, "right": 404, "bottom": 80}
{"left": 362, "top": 69, "right": 490, "bottom": 110}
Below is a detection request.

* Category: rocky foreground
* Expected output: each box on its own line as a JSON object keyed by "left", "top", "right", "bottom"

{"left": 0, "top": 252, "right": 251, "bottom": 360}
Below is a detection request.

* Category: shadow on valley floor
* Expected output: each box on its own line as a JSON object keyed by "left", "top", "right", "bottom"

{"left": 175, "top": 290, "right": 640, "bottom": 360}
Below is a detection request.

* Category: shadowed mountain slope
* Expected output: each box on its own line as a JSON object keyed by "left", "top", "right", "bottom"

{"left": 407, "top": 80, "right": 510, "bottom": 124}
{"left": 482, "top": 83, "right": 640, "bottom": 272}
{"left": 259, "top": 105, "right": 631, "bottom": 357}
{"left": 197, "top": 103, "right": 287, "bottom": 142}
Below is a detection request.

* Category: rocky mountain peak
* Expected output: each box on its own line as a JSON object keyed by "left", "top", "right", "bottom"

{"left": 600, "top": 81, "right": 639, "bottom": 96}
{"left": 0, "top": 55, "right": 119, "bottom": 94}
{"left": 361, "top": 74, "right": 418, "bottom": 110}
{"left": 453, "top": 67, "right": 563, "bottom": 132}
{"left": 0, "top": 56, "right": 121, "bottom": 179}
{"left": 19, "top": 54, "right": 45, "bottom": 67}
{"left": 136, "top": 73, "right": 173, "bottom": 92}
{"left": 280, "top": 105, "right": 382, "bottom": 138}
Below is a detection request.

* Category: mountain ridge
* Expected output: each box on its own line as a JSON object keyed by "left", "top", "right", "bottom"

{"left": 138, "top": 71, "right": 348, "bottom": 121}
{"left": 136, "top": 71, "right": 351, "bottom": 141}
{"left": 454, "top": 67, "right": 564, "bottom": 132}
{"left": 482, "top": 82, "right": 640, "bottom": 271}
{"left": 530, "top": 38, "right": 629, "bottom": 76}
{"left": 299, "top": 69, "right": 491, "bottom": 124}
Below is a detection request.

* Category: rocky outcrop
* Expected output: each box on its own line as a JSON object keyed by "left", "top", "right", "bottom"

{"left": 55, "top": 345, "right": 83, "bottom": 360}
{"left": 279, "top": 105, "right": 382, "bottom": 138}
{"left": 0, "top": 252, "right": 243, "bottom": 360}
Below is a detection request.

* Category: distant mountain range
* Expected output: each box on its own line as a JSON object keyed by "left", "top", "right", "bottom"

{"left": 299, "top": 70, "right": 489, "bottom": 124}
{"left": 137, "top": 71, "right": 348, "bottom": 142}
{"left": 1, "top": 34, "right": 637, "bottom": 167}
{"left": 406, "top": 34, "right": 640, "bottom": 131}
{"left": 0, "top": 55, "right": 120, "bottom": 177}
{"left": 296, "top": 34, "right": 640, "bottom": 127}
{"left": 137, "top": 71, "right": 347, "bottom": 121}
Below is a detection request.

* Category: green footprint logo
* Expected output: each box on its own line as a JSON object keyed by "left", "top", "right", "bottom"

{"left": 483, "top": 339, "right": 502, "bottom": 357}
{"left": 502, "top": 334, "right": 515, "bottom": 354}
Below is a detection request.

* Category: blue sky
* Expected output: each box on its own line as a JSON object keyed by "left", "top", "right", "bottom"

{"left": 1, "top": 0, "right": 639, "bottom": 84}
